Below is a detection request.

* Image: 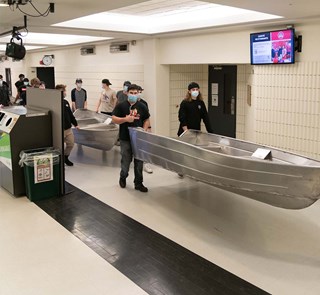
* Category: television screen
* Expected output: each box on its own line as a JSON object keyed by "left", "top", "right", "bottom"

{"left": 250, "top": 29, "right": 295, "bottom": 65}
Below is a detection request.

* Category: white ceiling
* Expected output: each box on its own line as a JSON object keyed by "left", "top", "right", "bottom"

{"left": 1, "top": 0, "right": 320, "bottom": 50}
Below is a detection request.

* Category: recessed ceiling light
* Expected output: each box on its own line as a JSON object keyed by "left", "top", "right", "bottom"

{"left": 0, "top": 32, "right": 113, "bottom": 46}
{"left": 0, "top": 44, "right": 46, "bottom": 51}
{"left": 53, "top": 0, "right": 282, "bottom": 34}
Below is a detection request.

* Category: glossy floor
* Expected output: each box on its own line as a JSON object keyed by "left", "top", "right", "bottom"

{"left": 1, "top": 143, "right": 320, "bottom": 295}
{"left": 65, "top": 145, "right": 320, "bottom": 295}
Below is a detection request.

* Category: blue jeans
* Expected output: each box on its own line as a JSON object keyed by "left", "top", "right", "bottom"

{"left": 120, "top": 140, "right": 143, "bottom": 186}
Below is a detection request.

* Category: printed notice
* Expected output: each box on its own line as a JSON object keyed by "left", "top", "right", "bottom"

{"left": 34, "top": 154, "right": 53, "bottom": 184}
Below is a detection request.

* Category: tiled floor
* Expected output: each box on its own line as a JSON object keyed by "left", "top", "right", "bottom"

{"left": 0, "top": 188, "right": 148, "bottom": 295}
{"left": 65, "top": 145, "right": 320, "bottom": 295}
{"left": 36, "top": 182, "right": 268, "bottom": 295}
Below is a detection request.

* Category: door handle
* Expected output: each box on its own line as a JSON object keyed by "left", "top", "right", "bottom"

{"left": 231, "top": 97, "right": 235, "bottom": 115}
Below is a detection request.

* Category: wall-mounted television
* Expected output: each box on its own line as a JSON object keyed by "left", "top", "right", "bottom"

{"left": 250, "top": 28, "right": 295, "bottom": 65}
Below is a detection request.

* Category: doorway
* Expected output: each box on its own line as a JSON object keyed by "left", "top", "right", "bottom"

{"left": 5, "top": 68, "right": 12, "bottom": 95}
{"left": 208, "top": 65, "right": 237, "bottom": 138}
{"left": 36, "top": 67, "right": 55, "bottom": 89}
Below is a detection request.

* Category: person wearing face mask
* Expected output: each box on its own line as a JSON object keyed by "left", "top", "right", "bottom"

{"left": 16, "top": 78, "right": 30, "bottom": 105}
{"left": 112, "top": 84, "right": 150, "bottom": 193}
{"left": 116, "top": 80, "right": 131, "bottom": 104}
{"left": 71, "top": 78, "right": 87, "bottom": 112}
{"left": 177, "top": 82, "right": 213, "bottom": 136}
{"left": 55, "top": 84, "right": 79, "bottom": 166}
{"left": 136, "top": 85, "right": 153, "bottom": 174}
{"left": 15, "top": 74, "right": 25, "bottom": 90}
{"left": 96, "top": 79, "right": 117, "bottom": 115}
{"left": 0, "top": 75, "right": 10, "bottom": 106}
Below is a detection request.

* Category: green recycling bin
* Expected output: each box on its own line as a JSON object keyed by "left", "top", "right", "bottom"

{"left": 19, "top": 148, "right": 60, "bottom": 201}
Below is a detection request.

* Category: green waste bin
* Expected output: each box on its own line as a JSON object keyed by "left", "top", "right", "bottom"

{"left": 19, "top": 148, "right": 60, "bottom": 201}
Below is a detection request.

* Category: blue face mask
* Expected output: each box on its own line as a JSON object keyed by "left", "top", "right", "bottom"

{"left": 24, "top": 82, "right": 29, "bottom": 86}
{"left": 128, "top": 94, "right": 138, "bottom": 104}
{"left": 123, "top": 86, "right": 128, "bottom": 92}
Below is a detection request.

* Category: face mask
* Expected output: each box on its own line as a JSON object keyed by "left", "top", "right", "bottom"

{"left": 191, "top": 91, "right": 199, "bottom": 99}
{"left": 128, "top": 94, "right": 138, "bottom": 104}
{"left": 123, "top": 86, "right": 128, "bottom": 92}
{"left": 24, "top": 82, "right": 29, "bottom": 86}
{"left": 0, "top": 80, "right": 2, "bottom": 87}
{"left": 137, "top": 93, "right": 142, "bottom": 99}
{"left": 76, "top": 83, "right": 82, "bottom": 88}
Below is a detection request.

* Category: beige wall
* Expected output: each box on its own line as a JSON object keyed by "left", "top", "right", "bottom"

{"left": 1, "top": 21, "right": 320, "bottom": 159}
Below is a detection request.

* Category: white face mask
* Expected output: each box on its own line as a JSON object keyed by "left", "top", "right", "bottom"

{"left": 191, "top": 90, "right": 199, "bottom": 99}
{"left": 76, "top": 83, "right": 82, "bottom": 89}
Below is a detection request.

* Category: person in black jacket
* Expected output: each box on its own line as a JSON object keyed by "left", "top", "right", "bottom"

{"left": 0, "top": 79, "right": 10, "bottom": 106}
{"left": 55, "top": 84, "right": 79, "bottom": 166}
{"left": 177, "top": 82, "right": 213, "bottom": 136}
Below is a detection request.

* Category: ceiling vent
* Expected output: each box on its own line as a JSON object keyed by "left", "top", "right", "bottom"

{"left": 110, "top": 42, "right": 129, "bottom": 53}
{"left": 80, "top": 46, "right": 96, "bottom": 56}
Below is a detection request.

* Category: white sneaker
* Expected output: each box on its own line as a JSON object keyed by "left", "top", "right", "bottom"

{"left": 144, "top": 163, "right": 153, "bottom": 174}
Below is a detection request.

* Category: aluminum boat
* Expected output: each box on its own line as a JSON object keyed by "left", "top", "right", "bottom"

{"left": 129, "top": 128, "right": 320, "bottom": 209}
{"left": 72, "top": 109, "right": 118, "bottom": 151}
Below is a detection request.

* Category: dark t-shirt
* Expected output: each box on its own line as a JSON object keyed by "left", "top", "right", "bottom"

{"left": 18, "top": 85, "right": 29, "bottom": 105}
{"left": 116, "top": 90, "right": 128, "bottom": 104}
{"left": 112, "top": 100, "right": 150, "bottom": 141}
{"left": 15, "top": 80, "right": 24, "bottom": 90}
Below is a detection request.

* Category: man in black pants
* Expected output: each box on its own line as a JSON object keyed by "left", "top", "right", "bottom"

{"left": 112, "top": 84, "right": 150, "bottom": 192}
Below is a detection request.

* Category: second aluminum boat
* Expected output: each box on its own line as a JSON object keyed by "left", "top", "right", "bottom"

{"left": 72, "top": 109, "right": 118, "bottom": 151}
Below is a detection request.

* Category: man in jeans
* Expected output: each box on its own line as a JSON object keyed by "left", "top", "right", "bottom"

{"left": 112, "top": 84, "right": 150, "bottom": 192}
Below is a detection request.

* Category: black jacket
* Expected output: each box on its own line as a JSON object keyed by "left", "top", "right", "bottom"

{"left": 178, "top": 99, "right": 213, "bottom": 136}
{"left": 64, "top": 99, "right": 78, "bottom": 130}
{"left": 0, "top": 85, "right": 10, "bottom": 106}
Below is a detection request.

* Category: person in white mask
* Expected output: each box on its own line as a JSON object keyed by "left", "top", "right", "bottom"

{"left": 177, "top": 82, "right": 213, "bottom": 136}
{"left": 71, "top": 78, "right": 87, "bottom": 112}
{"left": 116, "top": 80, "right": 131, "bottom": 104}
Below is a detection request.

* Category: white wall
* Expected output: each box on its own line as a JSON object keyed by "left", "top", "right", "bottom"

{"left": 26, "top": 42, "right": 145, "bottom": 110}
{"left": 162, "top": 21, "right": 320, "bottom": 159}
{"left": 1, "top": 20, "right": 320, "bottom": 159}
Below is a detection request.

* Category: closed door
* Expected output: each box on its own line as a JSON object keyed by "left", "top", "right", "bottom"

{"left": 36, "top": 67, "right": 55, "bottom": 89}
{"left": 5, "top": 68, "right": 12, "bottom": 95}
{"left": 208, "top": 65, "right": 237, "bottom": 138}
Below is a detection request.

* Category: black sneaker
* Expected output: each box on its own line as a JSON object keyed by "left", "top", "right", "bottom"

{"left": 65, "top": 156, "right": 74, "bottom": 166}
{"left": 119, "top": 177, "right": 126, "bottom": 188}
{"left": 135, "top": 184, "right": 148, "bottom": 193}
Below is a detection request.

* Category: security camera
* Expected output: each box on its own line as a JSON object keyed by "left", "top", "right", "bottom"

{"left": 5, "top": 38, "right": 26, "bottom": 60}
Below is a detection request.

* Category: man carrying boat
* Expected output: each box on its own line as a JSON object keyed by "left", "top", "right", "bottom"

{"left": 112, "top": 84, "right": 150, "bottom": 193}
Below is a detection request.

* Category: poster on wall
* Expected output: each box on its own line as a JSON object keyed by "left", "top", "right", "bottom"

{"left": 0, "top": 132, "right": 12, "bottom": 170}
{"left": 34, "top": 154, "right": 53, "bottom": 184}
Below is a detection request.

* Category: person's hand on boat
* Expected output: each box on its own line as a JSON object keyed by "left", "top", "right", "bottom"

{"left": 126, "top": 114, "right": 136, "bottom": 123}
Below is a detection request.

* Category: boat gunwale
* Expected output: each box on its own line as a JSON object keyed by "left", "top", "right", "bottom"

{"left": 129, "top": 128, "right": 320, "bottom": 169}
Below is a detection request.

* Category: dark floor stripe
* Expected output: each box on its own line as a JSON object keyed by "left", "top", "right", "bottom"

{"left": 35, "top": 182, "right": 270, "bottom": 295}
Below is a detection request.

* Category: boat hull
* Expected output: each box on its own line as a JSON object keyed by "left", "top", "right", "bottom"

{"left": 129, "top": 128, "right": 320, "bottom": 209}
{"left": 72, "top": 109, "right": 118, "bottom": 151}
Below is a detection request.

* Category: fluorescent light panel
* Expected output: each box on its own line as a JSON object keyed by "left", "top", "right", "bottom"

{"left": 53, "top": 0, "right": 282, "bottom": 34}
{"left": 0, "top": 32, "right": 112, "bottom": 46}
{"left": 0, "top": 44, "right": 46, "bottom": 51}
